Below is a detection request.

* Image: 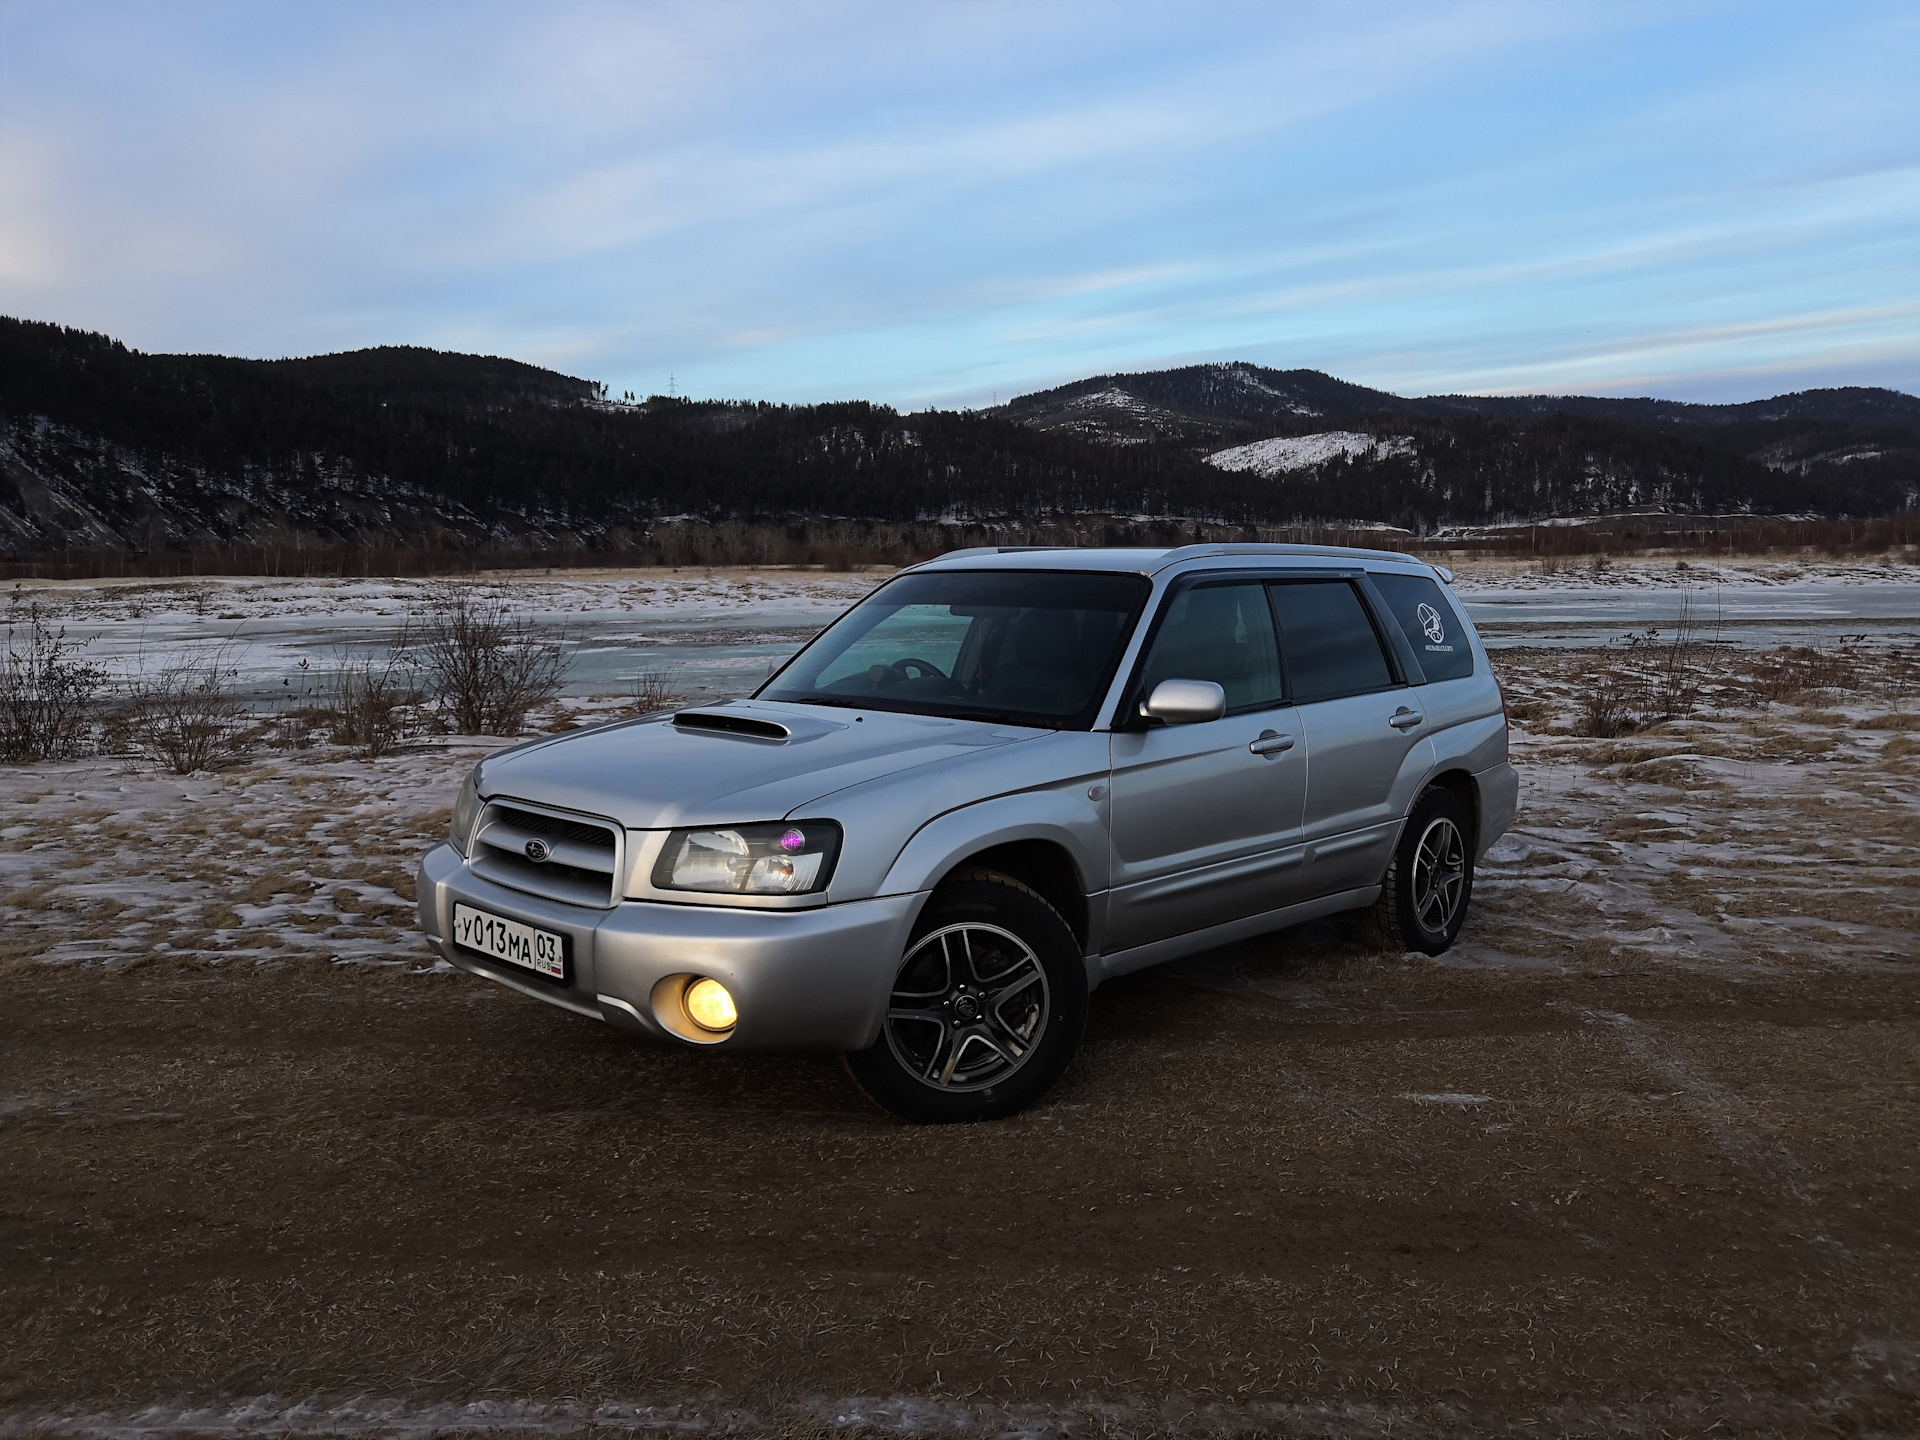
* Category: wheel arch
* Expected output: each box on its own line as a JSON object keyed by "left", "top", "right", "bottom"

{"left": 877, "top": 791, "right": 1107, "bottom": 955}
{"left": 937, "top": 840, "right": 1089, "bottom": 951}
{"left": 1423, "top": 767, "right": 1481, "bottom": 846}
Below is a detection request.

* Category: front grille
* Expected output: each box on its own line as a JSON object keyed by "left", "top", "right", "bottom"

{"left": 469, "top": 799, "right": 621, "bottom": 908}
{"left": 493, "top": 804, "right": 617, "bottom": 848}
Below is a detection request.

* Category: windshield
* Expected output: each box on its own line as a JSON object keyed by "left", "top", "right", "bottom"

{"left": 757, "top": 569, "right": 1150, "bottom": 729}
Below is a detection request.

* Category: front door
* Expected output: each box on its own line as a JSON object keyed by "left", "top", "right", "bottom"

{"left": 1269, "top": 579, "right": 1428, "bottom": 897}
{"left": 1106, "top": 581, "right": 1308, "bottom": 953}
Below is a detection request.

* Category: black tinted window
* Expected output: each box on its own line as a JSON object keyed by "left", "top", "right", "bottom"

{"left": 1269, "top": 581, "right": 1394, "bottom": 703}
{"left": 759, "top": 570, "right": 1148, "bottom": 729}
{"left": 1372, "top": 573, "right": 1475, "bottom": 682}
{"left": 1138, "top": 581, "right": 1284, "bottom": 712}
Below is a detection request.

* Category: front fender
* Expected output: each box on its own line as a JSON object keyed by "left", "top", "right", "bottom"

{"left": 877, "top": 786, "right": 1109, "bottom": 929}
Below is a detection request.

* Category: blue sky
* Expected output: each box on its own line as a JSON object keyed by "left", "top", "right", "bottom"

{"left": 1, "top": 1, "right": 1916, "bottom": 407}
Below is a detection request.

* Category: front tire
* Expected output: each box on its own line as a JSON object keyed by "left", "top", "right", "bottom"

{"left": 845, "top": 871, "right": 1087, "bottom": 1123}
{"left": 1370, "top": 787, "right": 1475, "bottom": 956}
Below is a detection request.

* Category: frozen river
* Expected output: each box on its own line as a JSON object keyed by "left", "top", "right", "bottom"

{"left": 1458, "top": 578, "right": 1920, "bottom": 648}
{"left": 9, "top": 561, "right": 1916, "bottom": 702}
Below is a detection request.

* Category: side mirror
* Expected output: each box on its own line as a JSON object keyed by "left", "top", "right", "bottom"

{"left": 1139, "top": 678, "right": 1226, "bottom": 725}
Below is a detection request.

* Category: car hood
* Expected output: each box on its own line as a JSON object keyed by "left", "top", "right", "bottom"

{"left": 476, "top": 700, "right": 1041, "bottom": 829}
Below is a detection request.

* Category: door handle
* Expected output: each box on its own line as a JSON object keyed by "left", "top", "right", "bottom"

{"left": 1250, "top": 730, "right": 1295, "bottom": 755}
{"left": 1389, "top": 707, "right": 1425, "bottom": 731}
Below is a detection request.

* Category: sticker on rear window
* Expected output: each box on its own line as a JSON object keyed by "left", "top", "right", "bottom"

{"left": 1372, "top": 574, "right": 1475, "bottom": 681}
{"left": 1417, "top": 601, "right": 1447, "bottom": 646}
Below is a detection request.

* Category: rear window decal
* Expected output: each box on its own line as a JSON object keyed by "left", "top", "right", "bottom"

{"left": 1371, "top": 573, "right": 1475, "bottom": 681}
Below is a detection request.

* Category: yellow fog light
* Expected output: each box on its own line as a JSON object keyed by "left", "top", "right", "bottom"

{"left": 684, "top": 977, "right": 737, "bottom": 1033}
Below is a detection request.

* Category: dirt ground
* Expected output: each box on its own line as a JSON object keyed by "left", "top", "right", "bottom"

{"left": 2, "top": 646, "right": 1918, "bottom": 1437}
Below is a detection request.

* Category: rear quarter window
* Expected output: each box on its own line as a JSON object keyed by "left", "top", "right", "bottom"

{"left": 1372, "top": 573, "right": 1475, "bottom": 682}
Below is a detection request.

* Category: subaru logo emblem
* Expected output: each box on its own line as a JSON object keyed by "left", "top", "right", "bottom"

{"left": 1417, "top": 601, "right": 1446, "bottom": 645}
{"left": 524, "top": 838, "right": 553, "bottom": 864}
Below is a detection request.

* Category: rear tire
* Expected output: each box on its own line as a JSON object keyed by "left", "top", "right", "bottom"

{"left": 844, "top": 870, "right": 1087, "bottom": 1123}
{"left": 1369, "top": 787, "right": 1475, "bottom": 956}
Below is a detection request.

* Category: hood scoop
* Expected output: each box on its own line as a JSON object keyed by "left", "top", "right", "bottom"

{"left": 672, "top": 710, "right": 791, "bottom": 741}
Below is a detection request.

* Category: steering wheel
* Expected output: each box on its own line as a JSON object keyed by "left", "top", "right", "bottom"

{"left": 889, "top": 657, "right": 949, "bottom": 682}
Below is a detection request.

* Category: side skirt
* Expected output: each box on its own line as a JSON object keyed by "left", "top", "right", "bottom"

{"left": 1090, "top": 886, "right": 1382, "bottom": 986}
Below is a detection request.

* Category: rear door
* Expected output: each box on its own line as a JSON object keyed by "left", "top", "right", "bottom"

{"left": 1268, "top": 578, "right": 1429, "bottom": 899}
{"left": 1105, "top": 580, "right": 1308, "bottom": 953}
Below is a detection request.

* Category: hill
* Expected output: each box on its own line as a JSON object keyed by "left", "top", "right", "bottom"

{"left": 997, "top": 359, "right": 1920, "bottom": 447}
{"left": 1, "top": 319, "right": 1914, "bottom": 567}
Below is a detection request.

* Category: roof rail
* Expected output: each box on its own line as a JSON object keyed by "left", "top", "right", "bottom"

{"left": 903, "top": 545, "right": 1067, "bottom": 570}
{"left": 1153, "top": 541, "right": 1416, "bottom": 567}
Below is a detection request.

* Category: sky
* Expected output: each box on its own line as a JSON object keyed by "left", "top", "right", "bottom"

{"left": 1, "top": 1, "right": 1916, "bottom": 409}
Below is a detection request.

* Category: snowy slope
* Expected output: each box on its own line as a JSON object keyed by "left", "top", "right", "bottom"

{"left": 1205, "top": 431, "right": 1416, "bottom": 476}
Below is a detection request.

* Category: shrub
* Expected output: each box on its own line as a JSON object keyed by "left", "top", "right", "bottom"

{"left": 0, "top": 604, "right": 105, "bottom": 762}
{"left": 1577, "top": 673, "right": 1643, "bottom": 738}
{"left": 318, "top": 646, "right": 422, "bottom": 758}
{"left": 1748, "top": 637, "right": 1864, "bottom": 704}
{"left": 118, "top": 650, "right": 255, "bottom": 774}
{"left": 629, "top": 667, "right": 683, "bottom": 714}
{"left": 415, "top": 591, "right": 569, "bottom": 735}
{"left": 1575, "top": 597, "right": 1709, "bottom": 737}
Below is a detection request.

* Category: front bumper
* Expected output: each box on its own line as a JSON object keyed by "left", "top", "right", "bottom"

{"left": 416, "top": 843, "right": 925, "bottom": 1051}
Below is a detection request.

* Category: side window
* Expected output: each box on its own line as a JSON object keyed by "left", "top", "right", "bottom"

{"left": 1137, "top": 582, "right": 1284, "bottom": 713}
{"left": 1269, "top": 580, "right": 1395, "bottom": 703}
{"left": 1371, "top": 573, "right": 1475, "bottom": 682}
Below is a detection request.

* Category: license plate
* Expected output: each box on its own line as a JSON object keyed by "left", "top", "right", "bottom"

{"left": 451, "top": 903, "right": 567, "bottom": 981}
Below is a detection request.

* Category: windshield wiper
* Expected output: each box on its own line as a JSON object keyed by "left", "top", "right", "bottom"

{"left": 787, "top": 696, "right": 871, "bottom": 711}
{"left": 934, "top": 707, "right": 1049, "bottom": 728}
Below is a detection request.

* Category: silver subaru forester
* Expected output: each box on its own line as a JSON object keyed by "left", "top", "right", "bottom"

{"left": 417, "top": 544, "right": 1516, "bottom": 1122}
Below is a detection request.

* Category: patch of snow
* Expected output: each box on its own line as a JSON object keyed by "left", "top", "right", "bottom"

{"left": 1206, "top": 432, "right": 1415, "bottom": 476}
{"left": 1078, "top": 386, "right": 1153, "bottom": 413}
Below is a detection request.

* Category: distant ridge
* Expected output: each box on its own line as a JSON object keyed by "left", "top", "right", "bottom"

{"left": 996, "top": 359, "right": 1920, "bottom": 445}
{"left": 1, "top": 318, "right": 1914, "bottom": 563}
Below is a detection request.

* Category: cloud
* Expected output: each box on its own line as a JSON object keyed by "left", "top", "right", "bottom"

{"left": 0, "top": 0, "right": 1914, "bottom": 405}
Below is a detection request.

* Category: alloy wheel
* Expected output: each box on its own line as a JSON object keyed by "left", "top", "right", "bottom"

{"left": 884, "top": 923, "right": 1051, "bottom": 1091}
{"left": 1412, "top": 816, "right": 1467, "bottom": 935}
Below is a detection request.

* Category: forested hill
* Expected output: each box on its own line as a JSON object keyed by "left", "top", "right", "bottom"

{"left": 997, "top": 359, "right": 1920, "bottom": 444}
{"left": 1, "top": 317, "right": 1914, "bottom": 561}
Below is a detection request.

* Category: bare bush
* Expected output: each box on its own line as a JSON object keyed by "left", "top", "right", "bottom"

{"left": 1574, "top": 598, "right": 1709, "bottom": 737}
{"left": 629, "top": 667, "right": 684, "bottom": 714}
{"left": 1, "top": 604, "right": 105, "bottom": 762}
{"left": 267, "top": 707, "right": 321, "bottom": 752}
{"left": 318, "top": 647, "right": 421, "bottom": 758}
{"left": 1577, "top": 673, "right": 1642, "bottom": 738}
{"left": 415, "top": 591, "right": 569, "bottom": 735}
{"left": 1748, "top": 637, "right": 1865, "bottom": 704}
{"left": 1621, "top": 596, "right": 1707, "bottom": 723}
{"left": 117, "top": 651, "right": 256, "bottom": 774}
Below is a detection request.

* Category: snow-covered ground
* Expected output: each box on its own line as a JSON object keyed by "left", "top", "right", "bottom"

{"left": 4, "top": 569, "right": 879, "bottom": 700}
{"left": 2, "top": 639, "right": 1912, "bottom": 982}
{"left": 1463, "top": 645, "right": 1919, "bottom": 974}
{"left": 1206, "top": 432, "right": 1415, "bottom": 475}
{"left": 6, "top": 557, "right": 1913, "bottom": 708}
{"left": 1446, "top": 554, "right": 1917, "bottom": 591}
{"left": 1447, "top": 556, "right": 1920, "bottom": 648}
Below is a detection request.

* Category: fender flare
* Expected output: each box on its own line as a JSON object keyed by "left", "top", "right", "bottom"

{"left": 878, "top": 789, "right": 1106, "bottom": 903}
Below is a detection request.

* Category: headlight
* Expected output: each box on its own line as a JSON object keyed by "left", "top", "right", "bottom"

{"left": 652, "top": 820, "right": 842, "bottom": 896}
{"left": 450, "top": 770, "right": 482, "bottom": 854}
